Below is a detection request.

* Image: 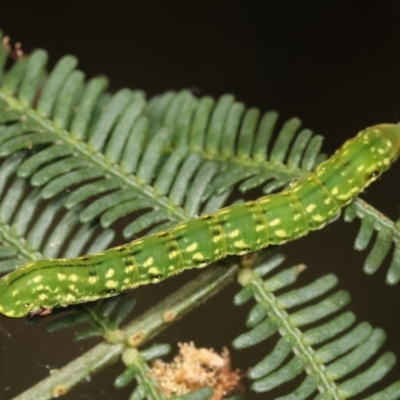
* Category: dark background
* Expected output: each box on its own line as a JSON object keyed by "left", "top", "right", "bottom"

{"left": 1, "top": 2, "right": 400, "bottom": 399}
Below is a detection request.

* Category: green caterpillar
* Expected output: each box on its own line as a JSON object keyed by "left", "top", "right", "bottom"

{"left": 1, "top": 124, "right": 400, "bottom": 318}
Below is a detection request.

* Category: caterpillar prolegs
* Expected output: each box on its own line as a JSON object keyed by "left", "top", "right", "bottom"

{"left": 1, "top": 124, "right": 400, "bottom": 318}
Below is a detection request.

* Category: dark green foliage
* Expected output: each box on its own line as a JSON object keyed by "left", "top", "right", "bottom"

{"left": 345, "top": 199, "right": 400, "bottom": 284}
{"left": 0, "top": 150, "right": 114, "bottom": 274}
{"left": 0, "top": 46, "right": 326, "bottom": 242}
{"left": 114, "top": 345, "right": 171, "bottom": 399}
{"left": 233, "top": 254, "right": 398, "bottom": 398}
{"left": 45, "top": 293, "right": 137, "bottom": 340}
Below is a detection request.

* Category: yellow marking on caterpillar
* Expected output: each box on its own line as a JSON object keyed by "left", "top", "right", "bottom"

{"left": 331, "top": 187, "right": 339, "bottom": 195}
{"left": 57, "top": 273, "right": 66, "bottom": 281}
{"left": 185, "top": 243, "right": 198, "bottom": 252}
{"left": 350, "top": 186, "right": 360, "bottom": 194}
{"left": 125, "top": 265, "right": 134, "bottom": 273}
{"left": 168, "top": 250, "right": 178, "bottom": 259}
{"left": 193, "top": 252, "right": 205, "bottom": 261}
{"left": 80, "top": 296, "right": 94, "bottom": 302}
{"left": 306, "top": 204, "right": 316, "bottom": 213}
{"left": 12, "top": 290, "right": 18, "bottom": 296}
{"left": 143, "top": 257, "right": 154, "bottom": 268}
{"left": 68, "top": 274, "right": 78, "bottom": 282}
{"left": 88, "top": 276, "right": 98, "bottom": 284}
{"left": 106, "top": 280, "right": 117, "bottom": 288}
{"left": 105, "top": 269, "right": 115, "bottom": 278}
{"left": 213, "top": 234, "right": 222, "bottom": 242}
{"left": 65, "top": 294, "right": 76, "bottom": 302}
{"left": 256, "top": 224, "right": 265, "bottom": 232}
{"left": 312, "top": 215, "right": 324, "bottom": 222}
{"left": 234, "top": 240, "right": 248, "bottom": 248}
{"left": 39, "top": 294, "right": 47, "bottom": 301}
{"left": 269, "top": 218, "right": 280, "bottom": 227}
{"left": 337, "top": 193, "right": 351, "bottom": 200}
{"left": 149, "top": 267, "right": 161, "bottom": 275}
{"left": 275, "top": 230, "right": 287, "bottom": 238}
{"left": 33, "top": 276, "right": 42, "bottom": 283}
{"left": 218, "top": 209, "right": 230, "bottom": 215}
{"left": 228, "top": 229, "right": 239, "bottom": 238}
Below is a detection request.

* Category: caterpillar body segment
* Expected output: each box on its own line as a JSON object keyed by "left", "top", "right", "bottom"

{"left": 1, "top": 124, "right": 400, "bottom": 318}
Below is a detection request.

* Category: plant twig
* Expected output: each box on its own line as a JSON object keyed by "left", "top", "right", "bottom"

{"left": 11, "top": 263, "right": 238, "bottom": 400}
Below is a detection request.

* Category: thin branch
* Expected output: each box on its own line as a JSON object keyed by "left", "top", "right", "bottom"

{"left": 11, "top": 263, "right": 239, "bottom": 400}
{"left": 250, "top": 277, "right": 341, "bottom": 399}
{"left": 349, "top": 198, "right": 400, "bottom": 244}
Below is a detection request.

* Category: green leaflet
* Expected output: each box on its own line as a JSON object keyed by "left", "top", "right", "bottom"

{"left": 1, "top": 124, "right": 399, "bottom": 318}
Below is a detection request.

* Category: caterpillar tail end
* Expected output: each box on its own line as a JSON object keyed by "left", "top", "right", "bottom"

{"left": 0, "top": 277, "right": 36, "bottom": 318}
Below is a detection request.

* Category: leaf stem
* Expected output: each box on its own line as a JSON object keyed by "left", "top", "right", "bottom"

{"left": 11, "top": 263, "right": 238, "bottom": 400}
{"left": 0, "top": 92, "right": 188, "bottom": 222}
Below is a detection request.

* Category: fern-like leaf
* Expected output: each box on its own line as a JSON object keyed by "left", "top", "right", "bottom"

{"left": 45, "top": 292, "right": 137, "bottom": 342}
{"left": 345, "top": 199, "right": 400, "bottom": 284}
{"left": 233, "top": 254, "right": 399, "bottom": 398}
{"left": 147, "top": 90, "right": 326, "bottom": 200}
{"left": 0, "top": 45, "right": 326, "bottom": 241}
{"left": 0, "top": 150, "right": 114, "bottom": 275}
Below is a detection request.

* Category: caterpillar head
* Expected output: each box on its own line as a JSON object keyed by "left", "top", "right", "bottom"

{"left": 366, "top": 124, "right": 400, "bottom": 185}
{"left": 366, "top": 124, "right": 400, "bottom": 164}
{"left": 340, "top": 124, "right": 400, "bottom": 186}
